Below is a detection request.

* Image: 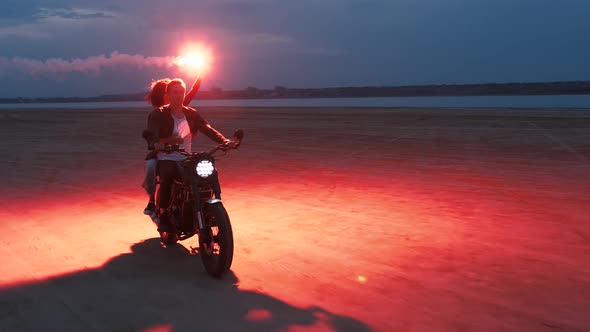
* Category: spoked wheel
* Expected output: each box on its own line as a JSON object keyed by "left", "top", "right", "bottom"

{"left": 199, "top": 203, "right": 234, "bottom": 278}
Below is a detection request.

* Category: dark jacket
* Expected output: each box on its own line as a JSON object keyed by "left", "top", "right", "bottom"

{"left": 144, "top": 105, "right": 227, "bottom": 159}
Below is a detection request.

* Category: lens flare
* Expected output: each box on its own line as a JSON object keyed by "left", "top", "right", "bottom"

{"left": 176, "top": 54, "right": 203, "bottom": 68}
{"left": 172, "top": 43, "right": 213, "bottom": 74}
{"left": 357, "top": 275, "right": 367, "bottom": 284}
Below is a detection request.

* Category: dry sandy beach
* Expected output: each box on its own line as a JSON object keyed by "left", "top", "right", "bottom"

{"left": 0, "top": 106, "right": 589, "bottom": 331}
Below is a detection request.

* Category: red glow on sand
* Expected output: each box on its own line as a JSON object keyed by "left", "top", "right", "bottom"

{"left": 3, "top": 156, "right": 587, "bottom": 331}
{"left": 0, "top": 165, "right": 455, "bottom": 292}
{"left": 143, "top": 324, "right": 173, "bottom": 332}
{"left": 244, "top": 309, "right": 272, "bottom": 322}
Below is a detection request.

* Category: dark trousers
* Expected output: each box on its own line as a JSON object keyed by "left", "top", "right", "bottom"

{"left": 157, "top": 160, "right": 183, "bottom": 211}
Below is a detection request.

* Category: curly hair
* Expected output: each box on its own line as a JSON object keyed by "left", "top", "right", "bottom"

{"left": 145, "top": 78, "right": 171, "bottom": 107}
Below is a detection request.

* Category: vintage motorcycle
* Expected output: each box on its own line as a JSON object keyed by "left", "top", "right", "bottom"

{"left": 143, "top": 129, "right": 244, "bottom": 278}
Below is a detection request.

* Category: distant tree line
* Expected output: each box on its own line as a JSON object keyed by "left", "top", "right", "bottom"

{"left": 2, "top": 81, "right": 590, "bottom": 104}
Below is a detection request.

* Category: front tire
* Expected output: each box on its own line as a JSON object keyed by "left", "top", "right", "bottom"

{"left": 200, "top": 203, "right": 234, "bottom": 278}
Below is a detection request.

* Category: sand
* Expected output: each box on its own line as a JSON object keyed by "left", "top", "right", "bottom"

{"left": 0, "top": 106, "right": 589, "bottom": 331}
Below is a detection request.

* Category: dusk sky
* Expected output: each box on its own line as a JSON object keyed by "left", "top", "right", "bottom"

{"left": 1, "top": 0, "right": 589, "bottom": 98}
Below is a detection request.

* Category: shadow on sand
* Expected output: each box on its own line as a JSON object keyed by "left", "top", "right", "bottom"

{"left": 0, "top": 238, "right": 373, "bottom": 332}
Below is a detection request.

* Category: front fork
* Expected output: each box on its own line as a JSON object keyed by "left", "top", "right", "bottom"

{"left": 191, "top": 171, "right": 222, "bottom": 233}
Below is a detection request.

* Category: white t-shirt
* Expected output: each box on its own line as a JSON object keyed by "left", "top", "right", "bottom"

{"left": 158, "top": 114, "right": 192, "bottom": 161}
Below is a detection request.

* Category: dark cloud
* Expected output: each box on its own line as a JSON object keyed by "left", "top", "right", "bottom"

{"left": 34, "top": 7, "right": 116, "bottom": 20}
{"left": 1, "top": 0, "right": 590, "bottom": 97}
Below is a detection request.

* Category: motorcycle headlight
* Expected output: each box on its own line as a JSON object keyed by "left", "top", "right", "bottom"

{"left": 196, "top": 160, "right": 214, "bottom": 178}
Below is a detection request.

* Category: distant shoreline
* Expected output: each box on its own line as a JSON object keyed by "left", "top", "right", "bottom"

{"left": 2, "top": 80, "right": 589, "bottom": 104}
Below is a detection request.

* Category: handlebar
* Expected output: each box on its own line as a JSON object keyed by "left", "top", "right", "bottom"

{"left": 145, "top": 128, "right": 244, "bottom": 157}
{"left": 156, "top": 142, "right": 238, "bottom": 156}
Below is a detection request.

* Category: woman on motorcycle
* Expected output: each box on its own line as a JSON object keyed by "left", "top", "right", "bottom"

{"left": 142, "top": 75, "right": 202, "bottom": 215}
{"left": 145, "top": 78, "right": 237, "bottom": 233}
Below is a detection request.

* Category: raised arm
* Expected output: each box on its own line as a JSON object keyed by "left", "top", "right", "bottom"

{"left": 183, "top": 75, "right": 202, "bottom": 106}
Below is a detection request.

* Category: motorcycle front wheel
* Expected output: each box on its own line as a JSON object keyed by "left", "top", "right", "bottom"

{"left": 199, "top": 202, "right": 234, "bottom": 278}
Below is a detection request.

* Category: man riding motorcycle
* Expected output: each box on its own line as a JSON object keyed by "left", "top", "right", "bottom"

{"left": 144, "top": 78, "right": 237, "bottom": 233}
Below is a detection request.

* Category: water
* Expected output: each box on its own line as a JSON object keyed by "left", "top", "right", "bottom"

{"left": 1, "top": 95, "right": 590, "bottom": 110}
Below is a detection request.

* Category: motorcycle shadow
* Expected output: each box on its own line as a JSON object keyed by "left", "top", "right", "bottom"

{"left": 0, "top": 238, "right": 373, "bottom": 332}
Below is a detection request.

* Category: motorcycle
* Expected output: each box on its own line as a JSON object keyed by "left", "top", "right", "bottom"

{"left": 142, "top": 129, "right": 244, "bottom": 278}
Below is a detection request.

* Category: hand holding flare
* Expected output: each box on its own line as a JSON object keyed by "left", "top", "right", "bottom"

{"left": 172, "top": 43, "right": 213, "bottom": 75}
{"left": 176, "top": 54, "right": 204, "bottom": 69}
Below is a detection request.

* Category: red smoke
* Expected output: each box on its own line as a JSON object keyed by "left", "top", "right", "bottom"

{"left": 0, "top": 51, "right": 179, "bottom": 75}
